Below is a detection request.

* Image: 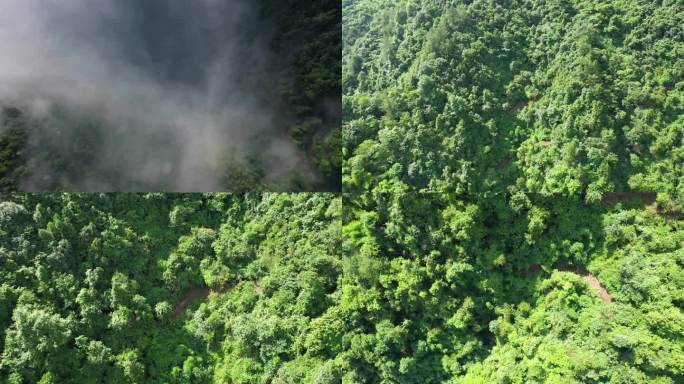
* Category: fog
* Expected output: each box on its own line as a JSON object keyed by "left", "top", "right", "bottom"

{"left": 0, "top": 0, "right": 315, "bottom": 191}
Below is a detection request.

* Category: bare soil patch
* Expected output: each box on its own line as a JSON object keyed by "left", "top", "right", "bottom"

{"left": 521, "top": 263, "right": 612, "bottom": 304}
{"left": 172, "top": 283, "right": 233, "bottom": 320}
{"left": 602, "top": 192, "right": 656, "bottom": 205}
{"left": 172, "top": 286, "right": 210, "bottom": 319}
{"left": 553, "top": 262, "right": 612, "bottom": 304}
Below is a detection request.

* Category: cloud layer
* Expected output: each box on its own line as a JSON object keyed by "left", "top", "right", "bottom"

{"left": 0, "top": 0, "right": 313, "bottom": 191}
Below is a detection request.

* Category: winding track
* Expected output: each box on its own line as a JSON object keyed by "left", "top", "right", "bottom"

{"left": 602, "top": 192, "right": 656, "bottom": 205}
{"left": 172, "top": 283, "right": 234, "bottom": 319}
{"left": 172, "top": 286, "right": 211, "bottom": 319}
{"left": 553, "top": 263, "right": 612, "bottom": 303}
{"left": 524, "top": 263, "right": 612, "bottom": 304}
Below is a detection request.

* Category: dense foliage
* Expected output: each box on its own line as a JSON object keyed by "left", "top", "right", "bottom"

{"left": 339, "top": 0, "right": 684, "bottom": 382}
{"left": 341, "top": 191, "right": 684, "bottom": 383}
{"left": 265, "top": 0, "right": 342, "bottom": 190}
{"left": 0, "top": 193, "right": 342, "bottom": 383}
{"left": 0, "top": 108, "right": 28, "bottom": 192}
{"left": 267, "top": 0, "right": 343, "bottom": 189}
{"left": 343, "top": 0, "right": 684, "bottom": 206}
{"left": 2, "top": 0, "right": 684, "bottom": 383}
{"left": 2, "top": 192, "right": 682, "bottom": 383}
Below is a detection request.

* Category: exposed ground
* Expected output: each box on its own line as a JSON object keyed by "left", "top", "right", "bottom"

{"left": 553, "top": 262, "right": 612, "bottom": 304}
{"left": 602, "top": 192, "right": 656, "bottom": 205}
{"left": 172, "top": 283, "right": 233, "bottom": 319}
{"left": 523, "top": 263, "right": 613, "bottom": 304}
{"left": 172, "top": 286, "right": 211, "bottom": 319}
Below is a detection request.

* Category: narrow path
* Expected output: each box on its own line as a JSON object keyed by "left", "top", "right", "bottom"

{"left": 602, "top": 192, "right": 656, "bottom": 205}
{"left": 172, "top": 286, "right": 210, "bottom": 319}
{"left": 523, "top": 263, "right": 612, "bottom": 304}
{"left": 172, "top": 283, "right": 234, "bottom": 320}
{"left": 553, "top": 262, "right": 612, "bottom": 304}
{"left": 601, "top": 192, "right": 682, "bottom": 218}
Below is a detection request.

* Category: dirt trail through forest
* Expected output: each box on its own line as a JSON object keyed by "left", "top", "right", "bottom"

{"left": 172, "top": 283, "right": 233, "bottom": 319}
{"left": 524, "top": 263, "right": 612, "bottom": 304}
{"left": 601, "top": 192, "right": 682, "bottom": 218}
{"left": 553, "top": 263, "right": 612, "bottom": 304}
{"left": 601, "top": 192, "right": 656, "bottom": 205}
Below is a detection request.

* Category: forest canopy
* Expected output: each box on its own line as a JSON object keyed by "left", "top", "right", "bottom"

{"left": 338, "top": 0, "right": 684, "bottom": 382}
{"left": 343, "top": 0, "right": 684, "bottom": 207}
{"left": 2, "top": 191, "right": 683, "bottom": 383}
{"left": 340, "top": 188, "right": 684, "bottom": 383}
{"left": 2, "top": 0, "right": 684, "bottom": 383}
{"left": 0, "top": 193, "right": 342, "bottom": 383}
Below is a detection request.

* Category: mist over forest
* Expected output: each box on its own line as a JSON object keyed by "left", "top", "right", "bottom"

{"left": 0, "top": 0, "right": 341, "bottom": 191}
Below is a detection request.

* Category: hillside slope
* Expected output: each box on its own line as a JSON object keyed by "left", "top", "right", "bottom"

{"left": 343, "top": 0, "right": 684, "bottom": 207}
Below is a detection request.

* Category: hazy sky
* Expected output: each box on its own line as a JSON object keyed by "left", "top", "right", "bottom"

{"left": 0, "top": 0, "right": 312, "bottom": 191}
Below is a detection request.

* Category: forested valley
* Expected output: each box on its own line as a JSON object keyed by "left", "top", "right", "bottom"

{"left": 343, "top": 0, "right": 684, "bottom": 208}
{"left": 342, "top": 190, "right": 684, "bottom": 383}
{"left": 339, "top": 0, "right": 684, "bottom": 382}
{"left": 0, "top": 193, "right": 343, "bottom": 383}
{"left": 2, "top": 192, "right": 683, "bottom": 383}
{"left": 2, "top": 0, "right": 684, "bottom": 383}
